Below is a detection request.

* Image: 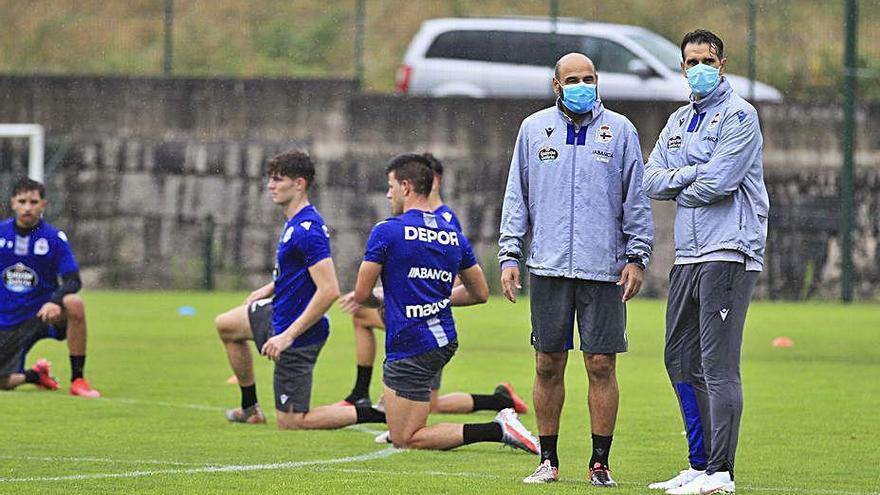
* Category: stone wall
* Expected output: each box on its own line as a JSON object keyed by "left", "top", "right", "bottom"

{"left": 1, "top": 74, "right": 878, "bottom": 299}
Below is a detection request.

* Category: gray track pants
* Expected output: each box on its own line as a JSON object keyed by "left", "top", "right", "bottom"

{"left": 664, "top": 261, "right": 758, "bottom": 477}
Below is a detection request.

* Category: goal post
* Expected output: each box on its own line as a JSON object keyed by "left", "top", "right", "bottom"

{"left": 0, "top": 124, "right": 45, "bottom": 182}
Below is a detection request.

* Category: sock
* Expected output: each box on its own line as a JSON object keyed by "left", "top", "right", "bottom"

{"left": 24, "top": 370, "right": 40, "bottom": 384}
{"left": 240, "top": 384, "right": 258, "bottom": 410}
{"left": 346, "top": 365, "right": 373, "bottom": 402}
{"left": 470, "top": 393, "right": 514, "bottom": 412}
{"left": 462, "top": 422, "right": 503, "bottom": 444}
{"left": 355, "top": 405, "right": 386, "bottom": 424}
{"left": 589, "top": 434, "right": 613, "bottom": 468}
{"left": 70, "top": 355, "right": 85, "bottom": 381}
{"left": 540, "top": 435, "right": 559, "bottom": 467}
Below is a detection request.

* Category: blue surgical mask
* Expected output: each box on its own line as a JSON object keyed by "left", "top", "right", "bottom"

{"left": 560, "top": 82, "right": 597, "bottom": 114}
{"left": 686, "top": 63, "right": 721, "bottom": 97}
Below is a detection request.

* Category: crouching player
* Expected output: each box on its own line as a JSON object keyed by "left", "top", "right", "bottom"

{"left": 352, "top": 153, "right": 539, "bottom": 452}
{"left": 216, "top": 150, "right": 386, "bottom": 429}
{"left": 0, "top": 178, "right": 100, "bottom": 397}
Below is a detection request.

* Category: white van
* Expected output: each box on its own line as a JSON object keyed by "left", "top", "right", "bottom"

{"left": 396, "top": 17, "right": 782, "bottom": 102}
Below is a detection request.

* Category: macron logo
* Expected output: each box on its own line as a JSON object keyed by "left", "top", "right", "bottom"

{"left": 719, "top": 308, "right": 730, "bottom": 321}
{"left": 408, "top": 267, "right": 454, "bottom": 282}
{"left": 405, "top": 298, "right": 450, "bottom": 318}
{"left": 404, "top": 226, "right": 459, "bottom": 246}
{"left": 300, "top": 221, "right": 312, "bottom": 231}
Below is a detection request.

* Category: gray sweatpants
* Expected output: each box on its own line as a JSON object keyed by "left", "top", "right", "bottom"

{"left": 664, "top": 261, "right": 758, "bottom": 477}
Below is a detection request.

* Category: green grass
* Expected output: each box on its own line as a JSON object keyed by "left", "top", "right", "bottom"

{"left": 2, "top": 292, "right": 879, "bottom": 494}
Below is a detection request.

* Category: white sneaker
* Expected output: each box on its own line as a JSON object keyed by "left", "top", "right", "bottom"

{"left": 666, "top": 471, "right": 735, "bottom": 494}
{"left": 493, "top": 408, "right": 540, "bottom": 454}
{"left": 522, "top": 459, "right": 559, "bottom": 483}
{"left": 374, "top": 430, "right": 391, "bottom": 444}
{"left": 649, "top": 468, "right": 705, "bottom": 490}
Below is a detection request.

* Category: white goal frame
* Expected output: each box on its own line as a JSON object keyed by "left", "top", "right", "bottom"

{"left": 0, "top": 124, "right": 45, "bottom": 182}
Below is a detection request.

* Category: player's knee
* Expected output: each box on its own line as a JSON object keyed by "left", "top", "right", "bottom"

{"left": 535, "top": 355, "right": 565, "bottom": 382}
{"left": 62, "top": 294, "right": 85, "bottom": 321}
{"left": 0, "top": 376, "right": 14, "bottom": 390}
{"left": 586, "top": 354, "right": 616, "bottom": 381}
{"left": 276, "top": 413, "right": 306, "bottom": 430}
{"left": 214, "top": 314, "right": 240, "bottom": 341}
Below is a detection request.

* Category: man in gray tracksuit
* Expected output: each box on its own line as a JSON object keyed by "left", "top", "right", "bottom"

{"left": 499, "top": 53, "right": 654, "bottom": 486}
{"left": 643, "top": 30, "right": 769, "bottom": 495}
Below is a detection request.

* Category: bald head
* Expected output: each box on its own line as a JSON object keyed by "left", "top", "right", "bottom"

{"left": 554, "top": 53, "right": 596, "bottom": 80}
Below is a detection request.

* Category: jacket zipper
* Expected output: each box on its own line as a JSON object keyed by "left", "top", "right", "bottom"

{"left": 569, "top": 124, "right": 577, "bottom": 277}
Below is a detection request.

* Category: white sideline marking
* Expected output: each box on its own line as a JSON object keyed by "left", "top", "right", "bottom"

{"left": 0, "top": 448, "right": 401, "bottom": 483}
{"left": 0, "top": 455, "right": 213, "bottom": 467}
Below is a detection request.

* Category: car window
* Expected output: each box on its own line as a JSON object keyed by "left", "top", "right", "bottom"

{"left": 586, "top": 38, "right": 643, "bottom": 74}
{"left": 628, "top": 32, "right": 682, "bottom": 72}
{"left": 425, "top": 30, "right": 583, "bottom": 67}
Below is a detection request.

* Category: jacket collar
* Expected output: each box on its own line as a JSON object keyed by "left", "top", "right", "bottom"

{"left": 690, "top": 77, "right": 732, "bottom": 112}
{"left": 556, "top": 98, "right": 605, "bottom": 127}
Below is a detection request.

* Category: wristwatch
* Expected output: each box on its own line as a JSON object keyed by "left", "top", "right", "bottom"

{"left": 626, "top": 256, "right": 646, "bottom": 270}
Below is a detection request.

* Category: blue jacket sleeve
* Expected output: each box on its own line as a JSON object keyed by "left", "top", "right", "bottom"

{"left": 677, "top": 109, "right": 762, "bottom": 207}
{"left": 498, "top": 124, "right": 530, "bottom": 267}
{"left": 620, "top": 124, "right": 654, "bottom": 268}
{"left": 643, "top": 114, "right": 698, "bottom": 200}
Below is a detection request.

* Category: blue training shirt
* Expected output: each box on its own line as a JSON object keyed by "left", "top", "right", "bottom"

{"left": 364, "top": 208, "right": 477, "bottom": 361}
{"left": 433, "top": 204, "right": 462, "bottom": 232}
{"left": 272, "top": 205, "right": 332, "bottom": 348}
{"left": 1, "top": 219, "right": 79, "bottom": 331}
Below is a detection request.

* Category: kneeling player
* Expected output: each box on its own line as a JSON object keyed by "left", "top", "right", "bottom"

{"left": 216, "top": 150, "right": 385, "bottom": 429}
{"left": 337, "top": 154, "right": 527, "bottom": 416}
{"left": 352, "top": 153, "right": 538, "bottom": 452}
{"left": 0, "top": 178, "right": 100, "bottom": 397}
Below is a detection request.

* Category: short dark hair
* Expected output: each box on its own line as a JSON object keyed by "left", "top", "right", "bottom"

{"left": 11, "top": 177, "right": 45, "bottom": 199}
{"left": 423, "top": 152, "right": 443, "bottom": 177}
{"left": 680, "top": 29, "right": 724, "bottom": 61}
{"left": 385, "top": 153, "right": 434, "bottom": 196}
{"left": 266, "top": 149, "right": 315, "bottom": 187}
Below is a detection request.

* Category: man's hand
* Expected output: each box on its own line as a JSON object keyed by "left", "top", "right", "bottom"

{"left": 501, "top": 266, "right": 522, "bottom": 303}
{"left": 261, "top": 333, "right": 294, "bottom": 361}
{"left": 617, "top": 263, "right": 644, "bottom": 302}
{"left": 338, "top": 291, "right": 359, "bottom": 314}
{"left": 245, "top": 284, "right": 273, "bottom": 304}
{"left": 36, "top": 302, "right": 62, "bottom": 323}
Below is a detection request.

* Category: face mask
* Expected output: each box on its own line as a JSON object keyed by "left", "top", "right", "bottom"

{"left": 560, "top": 82, "right": 597, "bottom": 114}
{"left": 686, "top": 63, "right": 721, "bottom": 97}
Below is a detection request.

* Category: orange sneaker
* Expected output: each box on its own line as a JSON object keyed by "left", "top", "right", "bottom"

{"left": 31, "top": 359, "right": 59, "bottom": 390}
{"left": 497, "top": 382, "right": 528, "bottom": 414}
{"left": 70, "top": 377, "right": 101, "bottom": 398}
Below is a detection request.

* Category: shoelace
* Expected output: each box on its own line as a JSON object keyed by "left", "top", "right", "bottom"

{"left": 591, "top": 465, "right": 611, "bottom": 484}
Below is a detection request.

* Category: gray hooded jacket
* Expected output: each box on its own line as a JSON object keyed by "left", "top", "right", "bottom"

{"left": 499, "top": 100, "right": 654, "bottom": 282}
{"left": 643, "top": 79, "right": 769, "bottom": 265}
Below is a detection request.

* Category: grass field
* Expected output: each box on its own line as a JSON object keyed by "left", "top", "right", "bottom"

{"left": 2, "top": 292, "right": 878, "bottom": 494}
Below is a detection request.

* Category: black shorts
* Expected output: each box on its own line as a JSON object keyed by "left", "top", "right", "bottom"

{"left": 0, "top": 317, "right": 65, "bottom": 376}
{"left": 248, "top": 299, "right": 324, "bottom": 413}
{"left": 383, "top": 341, "right": 458, "bottom": 402}
{"left": 529, "top": 274, "right": 627, "bottom": 354}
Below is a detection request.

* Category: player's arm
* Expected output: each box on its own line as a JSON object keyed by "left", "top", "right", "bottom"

{"left": 352, "top": 261, "right": 383, "bottom": 308}
{"left": 37, "top": 271, "right": 82, "bottom": 322}
{"left": 261, "top": 258, "right": 340, "bottom": 361}
{"left": 246, "top": 281, "right": 275, "bottom": 304}
{"left": 643, "top": 114, "right": 698, "bottom": 200}
{"left": 619, "top": 124, "right": 653, "bottom": 302}
{"left": 676, "top": 109, "right": 762, "bottom": 207}
{"left": 450, "top": 264, "right": 489, "bottom": 307}
{"left": 499, "top": 125, "right": 530, "bottom": 303}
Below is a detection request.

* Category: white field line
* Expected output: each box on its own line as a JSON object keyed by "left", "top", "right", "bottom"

{"left": 0, "top": 455, "right": 214, "bottom": 467}
{"left": 0, "top": 448, "right": 401, "bottom": 483}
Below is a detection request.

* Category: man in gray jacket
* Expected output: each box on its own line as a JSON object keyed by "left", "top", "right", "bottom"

{"left": 499, "top": 52, "right": 654, "bottom": 486}
{"left": 643, "top": 30, "right": 769, "bottom": 495}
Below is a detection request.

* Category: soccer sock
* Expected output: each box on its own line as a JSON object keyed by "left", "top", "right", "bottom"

{"left": 589, "top": 433, "right": 613, "bottom": 467}
{"left": 23, "top": 370, "right": 40, "bottom": 384}
{"left": 240, "top": 384, "right": 258, "bottom": 410}
{"left": 540, "top": 435, "right": 559, "bottom": 467}
{"left": 462, "top": 422, "right": 503, "bottom": 444}
{"left": 70, "top": 355, "right": 85, "bottom": 381}
{"left": 346, "top": 365, "right": 373, "bottom": 402}
{"left": 355, "top": 405, "right": 386, "bottom": 424}
{"left": 470, "top": 393, "right": 514, "bottom": 412}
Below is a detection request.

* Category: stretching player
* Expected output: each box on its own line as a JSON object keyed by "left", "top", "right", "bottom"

{"left": 216, "top": 150, "right": 385, "bottom": 429}
{"left": 337, "top": 154, "right": 527, "bottom": 416}
{"left": 352, "top": 153, "right": 538, "bottom": 452}
{"left": 0, "top": 178, "right": 100, "bottom": 397}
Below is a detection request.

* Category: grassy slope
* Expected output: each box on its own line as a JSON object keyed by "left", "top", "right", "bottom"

{"left": 1, "top": 292, "right": 878, "bottom": 494}
{"left": 0, "top": 0, "right": 877, "bottom": 99}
